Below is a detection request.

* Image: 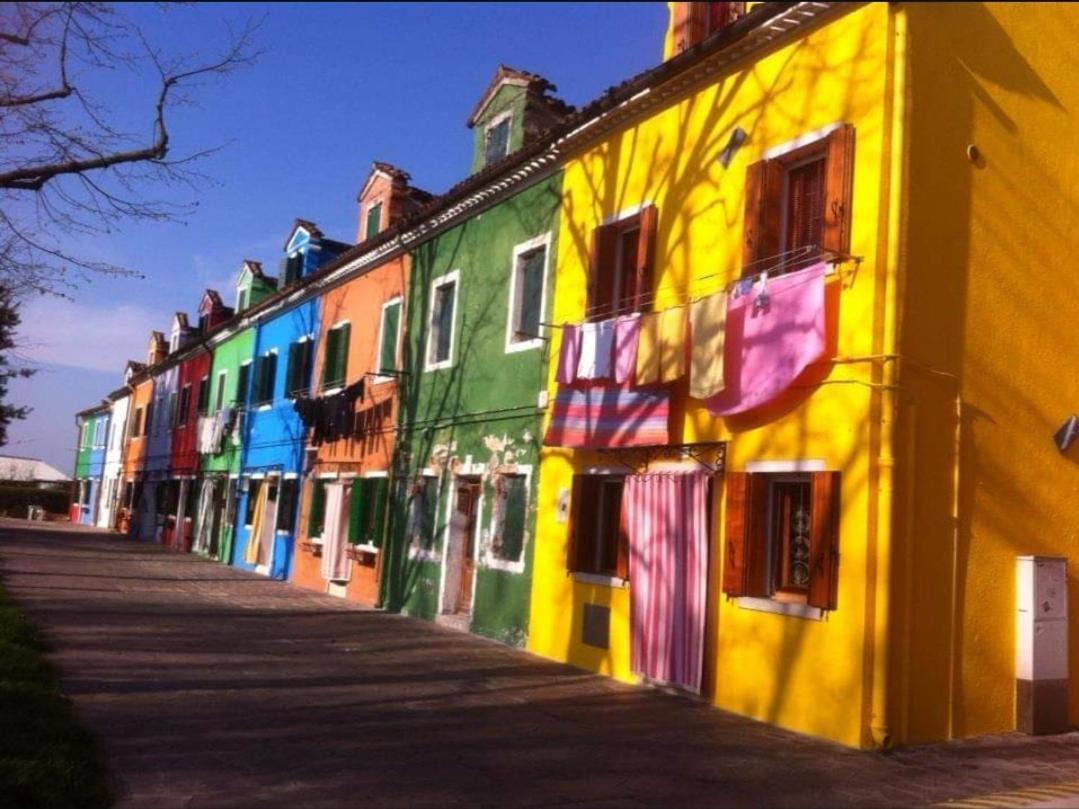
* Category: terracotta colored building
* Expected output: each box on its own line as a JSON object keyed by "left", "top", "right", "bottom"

{"left": 293, "top": 163, "right": 430, "bottom": 605}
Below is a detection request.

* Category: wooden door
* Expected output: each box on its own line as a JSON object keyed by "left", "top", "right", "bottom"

{"left": 452, "top": 479, "right": 481, "bottom": 615}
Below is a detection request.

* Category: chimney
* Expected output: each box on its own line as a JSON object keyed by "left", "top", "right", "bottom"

{"left": 664, "top": 2, "right": 744, "bottom": 61}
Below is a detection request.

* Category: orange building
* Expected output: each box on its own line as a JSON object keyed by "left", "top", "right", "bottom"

{"left": 292, "top": 164, "right": 431, "bottom": 605}
{"left": 118, "top": 333, "right": 166, "bottom": 535}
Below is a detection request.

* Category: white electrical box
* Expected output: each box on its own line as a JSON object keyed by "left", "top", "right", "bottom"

{"left": 1016, "top": 556, "right": 1069, "bottom": 734}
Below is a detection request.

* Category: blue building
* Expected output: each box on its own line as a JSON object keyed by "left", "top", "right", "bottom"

{"left": 73, "top": 404, "right": 110, "bottom": 525}
{"left": 231, "top": 221, "right": 349, "bottom": 579}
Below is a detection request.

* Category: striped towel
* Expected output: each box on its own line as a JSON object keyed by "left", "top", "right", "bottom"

{"left": 544, "top": 386, "right": 670, "bottom": 448}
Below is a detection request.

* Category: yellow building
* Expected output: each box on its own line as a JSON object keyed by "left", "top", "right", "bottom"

{"left": 527, "top": 1, "right": 1079, "bottom": 749}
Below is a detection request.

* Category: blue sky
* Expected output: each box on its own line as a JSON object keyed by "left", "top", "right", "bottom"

{"left": 9, "top": 3, "right": 668, "bottom": 472}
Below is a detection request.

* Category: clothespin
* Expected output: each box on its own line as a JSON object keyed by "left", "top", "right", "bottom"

{"left": 735, "top": 277, "right": 754, "bottom": 298}
{"left": 754, "top": 271, "right": 770, "bottom": 312}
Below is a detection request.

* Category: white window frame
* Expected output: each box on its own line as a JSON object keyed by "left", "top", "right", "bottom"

{"left": 321, "top": 320, "right": 350, "bottom": 396}
{"left": 425, "top": 270, "right": 460, "bottom": 372}
{"left": 483, "top": 110, "right": 513, "bottom": 165}
{"left": 286, "top": 335, "right": 313, "bottom": 401}
{"left": 372, "top": 297, "right": 403, "bottom": 385}
{"left": 481, "top": 464, "right": 532, "bottom": 574}
{"left": 256, "top": 349, "right": 278, "bottom": 411}
{"left": 504, "top": 234, "right": 550, "bottom": 354}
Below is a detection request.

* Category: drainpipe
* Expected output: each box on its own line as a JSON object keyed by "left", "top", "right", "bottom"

{"left": 868, "top": 4, "right": 909, "bottom": 750}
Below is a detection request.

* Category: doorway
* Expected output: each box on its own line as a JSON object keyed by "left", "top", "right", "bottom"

{"left": 441, "top": 477, "right": 481, "bottom": 617}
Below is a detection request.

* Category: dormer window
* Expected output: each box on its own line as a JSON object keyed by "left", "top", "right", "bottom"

{"left": 484, "top": 114, "right": 512, "bottom": 167}
{"left": 282, "top": 252, "right": 304, "bottom": 286}
{"left": 365, "top": 202, "right": 382, "bottom": 241}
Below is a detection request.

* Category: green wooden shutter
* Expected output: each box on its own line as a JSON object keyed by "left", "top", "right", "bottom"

{"left": 499, "top": 475, "right": 527, "bottom": 562}
{"left": 308, "top": 480, "right": 326, "bottom": 536}
{"left": 367, "top": 478, "right": 388, "bottom": 548}
{"left": 301, "top": 340, "right": 314, "bottom": 393}
{"left": 286, "top": 343, "right": 302, "bottom": 396}
{"left": 380, "top": 303, "right": 400, "bottom": 373}
{"left": 365, "top": 203, "right": 382, "bottom": 241}
{"left": 334, "top": 323, "right": 350, "bottom": 386}
{"left": 322, "top": 329, "right": 339, "bottom": 388}
{"left": 348, "top": 478, "right": 366, "bottom": 545}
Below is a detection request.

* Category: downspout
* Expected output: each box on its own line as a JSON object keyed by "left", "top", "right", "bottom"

{"left": 868, "top": 3, "right": 908, "bottom": 749}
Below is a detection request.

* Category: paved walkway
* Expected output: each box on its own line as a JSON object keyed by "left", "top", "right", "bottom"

{"left": 2, "top": 521, "right": 1079, "bottom": 808}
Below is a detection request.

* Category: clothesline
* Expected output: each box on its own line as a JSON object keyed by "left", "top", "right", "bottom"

{"left": 541, "top": 246, "right": 852, "bottom": 329}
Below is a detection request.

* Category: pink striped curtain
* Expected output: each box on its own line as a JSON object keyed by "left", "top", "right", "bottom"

{"left": 625, "top": 471, "right": 710, "bottom": 693}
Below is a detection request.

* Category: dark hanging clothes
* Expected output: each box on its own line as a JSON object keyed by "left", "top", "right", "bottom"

{"left": 293, "top": 379, "right": 365, "bottom": 446}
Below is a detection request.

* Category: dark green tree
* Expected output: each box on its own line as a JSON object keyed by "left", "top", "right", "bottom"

{"left": 0, "top": 285, "right": 33, "bottom": 446}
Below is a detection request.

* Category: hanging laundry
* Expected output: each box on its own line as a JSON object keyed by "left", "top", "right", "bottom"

{"left": 614, "top": 313, "right": 642, "bottom": 384}
{"left": 689, "top": 291, "right": 728, "bottom": 399}
{"left": 658, "top": 307, "right": 687, "bottom": 383}
{"left": 544, "top": 386, "right": 670, "bottom": 448}
{"left": 635, "top": 311, "right": 661, "bottom": 385}
{"left": 576, "top": 319, "right": 616, "bottom": 380}
{"left": 705, "top": 262, "right": 828, "bottom": 416}
{"left": 556, "top": 324, "right": 581, "bottom": 385}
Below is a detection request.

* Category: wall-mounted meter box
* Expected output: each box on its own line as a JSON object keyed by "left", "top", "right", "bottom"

{"left": 1016, "top": 556, "right": 1068, "bottom": 734}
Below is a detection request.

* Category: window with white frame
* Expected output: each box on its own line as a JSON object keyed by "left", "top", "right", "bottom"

{"left": 506, "top": 236, "right": 548, "bottom": 351}
{"left": 408, "top": 475, "right": 440, "bottom": 551}
{"left": 426, "top": 272, "right": 458, "bottom": 370}
{"left": 215, "top": 371, "right": 227, "bottom": 412}
{"left": 484, "top": 114, "right": 511, "bottom": 167}
{"left": 321, "top": 322, "right": 350, "bottom": 391}
{"left": 490, "top": 472, "right": 528, "bottom": 564}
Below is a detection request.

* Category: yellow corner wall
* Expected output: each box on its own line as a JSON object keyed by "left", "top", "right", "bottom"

{"left": 529, "top": 3, "right": 899, "bottom": 748}
{"left": 893, "top": 3, "right": 1079, "bottom": 743}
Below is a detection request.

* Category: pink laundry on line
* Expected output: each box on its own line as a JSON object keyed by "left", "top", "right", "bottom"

{"left": 704, "top": 261, "right": 829, "bottom": 416}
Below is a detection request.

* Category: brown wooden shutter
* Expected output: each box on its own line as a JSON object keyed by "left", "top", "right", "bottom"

{"left": 615, "top": 480, "right": 630, "bottom": 581}
{"left": 808, "top": 471, "right": 841, "bottom": 609}
{"left": 634, "top": 205, "right": 658, "bottom": 312}
{"left": 567, "top": 475, "right": 586, "bottom": 573}
{"left": 823, "top": 124, "right": 855, "bottom": 254}
{"left": 722, "top": 472, "right": 749, "bottom": 595}
{"left": 742, "top": 160, "right": 784, "bottom": 272}
{"left": 588, "top": 225, "right": 618, "bottom": 319}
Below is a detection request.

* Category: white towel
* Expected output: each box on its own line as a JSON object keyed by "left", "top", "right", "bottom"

{"left": 576, "top": 319, "right": 615, "bottom": 380}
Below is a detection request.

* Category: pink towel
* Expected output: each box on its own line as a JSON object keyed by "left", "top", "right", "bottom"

{"left": 705, "top": 262, "right": 828, "bottom": 416}
{"left": 614, "top": 314, "right": 641, "bottom": 384}
{"left": 556, "top": 325, "right": 581, "bottom": 384}
{"left": 544, "top": 387, "right": 670, "bottom": 448}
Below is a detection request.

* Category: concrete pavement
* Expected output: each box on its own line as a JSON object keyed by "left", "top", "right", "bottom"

{"left": 2, "top": 520, "right": 1079, "bottom": 808}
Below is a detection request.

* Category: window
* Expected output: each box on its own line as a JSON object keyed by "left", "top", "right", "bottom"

{"left": 722, "top": 471, "right": 840, "bottom": 610}
{"left": 236, "top": 362, "right": 252, "bottom": 407}
{"left": 177, "top": 385, "right": 191, "bottom": 427}
{"left": 307, "top": 479, "right": 327, "bottom": 537}
{"left": 129, "top": 407, "right": 143, "bottom": 439}
{"left": 244, "top": 479, "right": 262, "bottom": 527}
{"left": 168, "top": 392, "right": 178, "bottom": 429}
{"left": 197, "top": 376, "right": 211, "bottom": 415}
{"left": 587, "top": 206, "right": 658, "bottom": 320}
{"left": 321, "top": 323, "right": 351, "bottom": 391}
{"left": 426, "top": 273, "right": 458, "bottom": 370}
{"left": 365, "top": 202, "right": 382, "bottom": 241}
{"left": 237, "top": 289, "right": 248, "bottom": 312}
{"left": 672, "top": 2, "right": 744, "bottom": 53}
{"left": 742, "top": 124, "right": 855, "bottom": 273}
{"left": 281, "top": 252, "right": 303, "bottom": 286}
{"left": 252, "top": 353, "right": 277, "bottom": 406}
{"left": 377, "top": 300, "right": 401, "bottom": 376}
{"left": 484, "top": 115, "right": 511, "bottom": 166}
{"left": 507, "top": 239, "right": 547, "bottom": 350}
{"left": 276, "top": 478, "right": 298, "bottom": 532}
{"left": 93, "top": 419, "right": 105, "bottom": 448}
{"left": 491, "top": 473, "right": 527, "bottom": 563}
{"left": 286, "top": 339, "right": 314, "bottom": 398}
{"left": 215, "top": 371, "right": 227, "bottom": 412}
{"left": 408, "top": 476, "right": 439, "bottom": 550}
{"left": 144, "top": 401, "right": 154, "bottom": 437}
{"left": 348, "top": 477, "right": 388, "bottom": 548}
{"left": 569, "top": 475, "right": 628, "bottom": 579}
